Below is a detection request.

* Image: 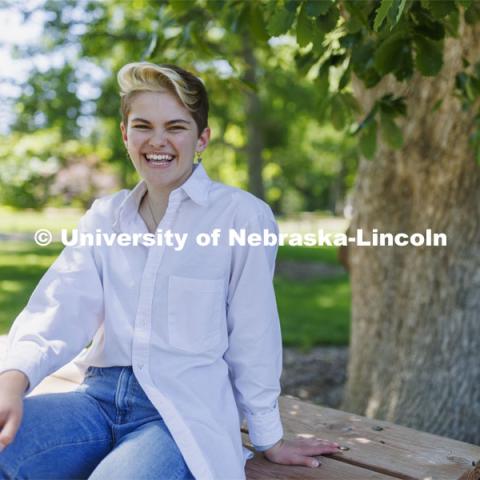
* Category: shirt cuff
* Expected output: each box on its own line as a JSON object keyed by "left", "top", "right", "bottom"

{"left": 0, "top": 343, "right": 45, "bottom": 395}
{"left": 252, "top": 441, "right": 280, "bottom": 452}
{"left": 244, "top": 400, "right": 284, "bottom": 447}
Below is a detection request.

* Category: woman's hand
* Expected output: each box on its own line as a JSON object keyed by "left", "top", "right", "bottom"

{"left": 0, "top": 371, "right": 28, "bottom": 452}
{"left": 263, "top": 437, "right": 341, "bottom": 468}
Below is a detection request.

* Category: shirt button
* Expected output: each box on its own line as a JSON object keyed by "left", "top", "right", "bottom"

{"left": 138, "top": 364, "right": 144, "bottom": 370}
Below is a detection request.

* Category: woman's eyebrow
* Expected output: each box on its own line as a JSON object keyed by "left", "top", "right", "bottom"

{"left": 130, "top": 117, "right": 150, "bottom": 123}
{"left": 130, "top": 117, "right": 191, "bottom": 125}
{"left": 165, "top": 119, "right": 191, "bottom": 125}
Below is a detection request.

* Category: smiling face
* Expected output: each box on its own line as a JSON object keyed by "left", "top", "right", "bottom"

{"left": 120, "top": 90, "right": 210, "bottom": 194}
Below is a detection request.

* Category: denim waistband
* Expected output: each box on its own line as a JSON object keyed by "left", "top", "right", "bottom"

{"left": 84, "top": 366, "right": 132, "bottom": 378}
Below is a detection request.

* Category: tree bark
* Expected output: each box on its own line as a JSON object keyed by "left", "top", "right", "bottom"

{"left": 242, "top": 32, "right": 265, "bottom": 200}
{"left": 342, "top": 20, "right": 480, "bottom": 444}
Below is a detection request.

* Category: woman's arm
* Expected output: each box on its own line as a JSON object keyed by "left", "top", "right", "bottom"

{"left": 0, "top": 370, "right": 29, "bottom": 396}
{"left": 0, "top": 370, "right": 29, "bottom": 451}
{"left": 0, "top": 201, "right": 104, "bottom": 395}
{"left": 224, "top": 210, "right": 284, "bottom": 448}
{"left": 224, "top": 208, "right": 341, "bottom": 468}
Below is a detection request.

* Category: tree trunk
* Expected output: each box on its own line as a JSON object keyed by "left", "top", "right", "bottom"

{"left": 342, "top": 20, "right": 480, "bottom": 444}
{"left": 242, "top": 32, "right": 265, "bottom": 200}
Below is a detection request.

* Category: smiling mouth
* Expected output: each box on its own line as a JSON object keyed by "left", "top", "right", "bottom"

{"left": 144, "top": 153, "right": 176, "bottom": 164}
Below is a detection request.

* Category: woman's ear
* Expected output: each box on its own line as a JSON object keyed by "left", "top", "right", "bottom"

{"left": 196, "top": 126, "right": 211, "bottom": 152}
{"left": 120, "top": 122, "right": 128, "bottom": 147}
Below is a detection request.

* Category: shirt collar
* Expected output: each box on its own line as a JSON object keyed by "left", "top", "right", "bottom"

{"left": 179, "top": 162, "right": 211, "bottom": 207}
{"left": 112, "top": 162, "right": 211, "bottom": 233}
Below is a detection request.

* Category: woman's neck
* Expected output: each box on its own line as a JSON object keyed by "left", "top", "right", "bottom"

{"left": 146, "top": 188, "right": 169, "bottom": 212}
{"left": 139, "top": 188, "right": 169, "bottom": 232}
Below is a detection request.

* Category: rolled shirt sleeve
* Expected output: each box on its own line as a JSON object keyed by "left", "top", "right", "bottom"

{"left": 252, "top": 441, "right": 279, "bottom": 452}
{"left": 0, "top": 201, "right": 104, "bottom": 395}
{"left": 224, "top": 209, "right": 284, "bottom": 447}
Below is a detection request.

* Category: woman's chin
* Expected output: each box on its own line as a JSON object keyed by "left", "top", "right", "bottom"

{"left": 143, "top": 173, "right": 184, "bottom": 192}
{"left": 139, "top": 161, "right": 194, "bottom": 192}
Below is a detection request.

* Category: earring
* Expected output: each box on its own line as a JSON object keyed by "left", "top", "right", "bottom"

{"left": 195, "top": 151, "right": 203, "bottom": 164}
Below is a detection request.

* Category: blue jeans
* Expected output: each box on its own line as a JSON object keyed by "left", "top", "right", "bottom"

{"left": 0, "top": 366, "right": 195, "bottom": 479}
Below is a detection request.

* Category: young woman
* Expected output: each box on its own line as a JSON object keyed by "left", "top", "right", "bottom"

{"left": 0, "top": 62, "right": 341, "bottom": 479}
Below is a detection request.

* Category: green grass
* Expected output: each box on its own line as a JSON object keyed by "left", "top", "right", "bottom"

{"left": 0, "top": 241, "right": 351, "bottom": 350}
{"left": 275, "top": 275, "right": 350, "bottom": 351}
{"left": 0, "top": 206, "right": 82, "bottom": 234}
{"left": 0, "top": 242, "right": 63, "bottom": 334}
{"left": 277, "top": 245, "right": 339, "bottom": 265}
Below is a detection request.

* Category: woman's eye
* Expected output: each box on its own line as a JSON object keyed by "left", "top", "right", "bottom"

{"left": 133, "top": 125, "right": 149, "bottom": 129}
{"left": 169, "top": 126, "right": 185, "bottom": 131}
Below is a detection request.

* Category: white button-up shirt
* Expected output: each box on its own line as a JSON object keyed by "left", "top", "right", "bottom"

{"left": 1, "top": 163, "right": 284, "bottom": 479}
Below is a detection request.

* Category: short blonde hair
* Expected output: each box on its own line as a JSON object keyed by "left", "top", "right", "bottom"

{"left": 117, "top": 62, "right": 209, "bottom": 137}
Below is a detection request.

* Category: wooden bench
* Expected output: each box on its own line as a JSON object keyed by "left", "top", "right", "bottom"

{"left": 1, "top": 337, "right": 479, "bottom": 479}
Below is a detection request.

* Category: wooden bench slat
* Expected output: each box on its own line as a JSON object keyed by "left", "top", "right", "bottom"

{"left": 243, "top": 434, "right": 398, "bottom": 480}
{"left": 264, "top": 396, "right": 480, "bottom": 480}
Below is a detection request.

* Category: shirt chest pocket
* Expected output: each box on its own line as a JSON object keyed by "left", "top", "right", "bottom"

{"left": 167, "top": 275, "right": 226, "bottom": 353}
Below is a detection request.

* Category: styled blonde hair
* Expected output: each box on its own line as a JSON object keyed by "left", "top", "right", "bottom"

{"left": 117, "top": 62, "right": 209, "bottom": 137}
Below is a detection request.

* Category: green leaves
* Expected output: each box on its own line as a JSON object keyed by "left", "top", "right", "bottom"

{"left": 352, "top": 0, "right": 465, "bottom": 88}
{"left": 330, "top": 95, "right": 348, "bottom": 130}
{"left": 169, "top": 0, "right": 193, "bottom": 15}
{"left": 355, "top": 95, "right": 406, "bottom": 159}
{"left": 374, "top": 0, "right": 408, "bottom": 31}
{"left": 378, "top": 94, "right": 407, "bottom": 117}
{"left": 14, "top": 0, "right": 480, "bottom": 176}
{"left": 374, "top": 0, "right": 395, "bottom": 31}
{"left": 464, "top": 1, "right": 480, "bottom": 24}
{"left": 455, "top": 66, "right": 480, "bottom": 106}
{"left": 266, "top": 5, "right": 296, "bottom": 36}
{"left": 248, "top": 3, "right": 270, "bottom": 42}
{"left": 411, "top": 6, "right": 446, "bottom": 39}
{"left": 329, "top": 93, "right": 360, "bottom": 131}
{"left": 374, "top": 33, "right": 406, "bottom": 75}
{"left": 371, "top": 2, "right": 448, "bottom": 79}
{"left": 373, "top": 33, "right": 414, "bottom": 80}
{"left": 294, "top": 0, "right": 339, "bottom": 49}
{"left": 423, "top": 0, "right": 457, "bottom": 19}
{"left": 468, "top": 113, "right": 480, "bottom": 165}
{"left": 380, "top": 112, "right": 403, "bottom": 148}
{"left": 316, "top": 4, "right": 339, "bottom": 34}
{"left": 351, "top": 41, "right": 382, "bottom": 87}
{"left": 294, "top": 50, "right": 318, "bottom": 76}
{"left": 413, "top": 35, "right": 443, "bottom": 76}
{"left": 359, "top": 120, "right": 378, "bottom": 159}
{"left": 296, "top": 2, "right": 315, "bottom": 47}
{"left": 305, "top": 0, "right": 334, "bottom": 17}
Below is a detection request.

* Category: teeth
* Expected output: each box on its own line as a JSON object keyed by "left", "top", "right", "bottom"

{"left": 145, "top": 154, "right": 174, "bottom": 162}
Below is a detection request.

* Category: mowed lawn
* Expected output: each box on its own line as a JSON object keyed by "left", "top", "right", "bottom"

{"left": 0, "top": 207, "right": 351, "bottom": 350}
{"left": 275, "top": 245, "right": 350, "bottom": 350}
{"left": 0, "top": 242, "right": 63, "bottom": 335}
{"left": 0, "top": 242, "right": 350, "bottom": 350}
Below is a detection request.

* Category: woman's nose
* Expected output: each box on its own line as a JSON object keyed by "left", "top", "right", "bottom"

{"left": 148, "top": 129, "right": 168, "bottom": 146}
